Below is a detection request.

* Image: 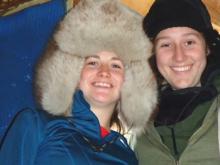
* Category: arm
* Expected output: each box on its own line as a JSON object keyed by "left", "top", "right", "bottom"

{"left": 34, "top": 120, "right": 82, "bottom": 165}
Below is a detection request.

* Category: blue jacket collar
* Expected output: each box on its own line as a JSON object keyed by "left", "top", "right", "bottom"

{"left": 71, "top": 90, "right": 118, "bottom": 143}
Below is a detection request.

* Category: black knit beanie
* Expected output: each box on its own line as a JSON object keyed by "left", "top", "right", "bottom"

{"left": 144, "top": 0, "right": 213, "bottom": 38}
{"left": 143, "top": 0, "right": 220, "bottom": 49}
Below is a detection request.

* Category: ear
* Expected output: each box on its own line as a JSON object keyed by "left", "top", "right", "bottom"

{"left": 206, "top": 48, "right": 210, "bottom": 56}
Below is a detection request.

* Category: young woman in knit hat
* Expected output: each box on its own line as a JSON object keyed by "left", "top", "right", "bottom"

{"left": 0, "top": 0, "right": 157, "bottom": 164}
{"left": 134, "top": 0, "right": 220, "bottom": 164}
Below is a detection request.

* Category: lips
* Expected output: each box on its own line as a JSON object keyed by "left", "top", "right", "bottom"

{"left": 92, "top": 82, "right": 113, "bottom": 88}
{"left": 171, "top": 65, "right": 192, "bottom": 72}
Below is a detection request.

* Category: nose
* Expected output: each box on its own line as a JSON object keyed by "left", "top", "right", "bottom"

{"left": 97, "top": 64, "right": 111, "bottom": 77}
{"left": 173, "top": 45, "right": 186, "bottom": 62}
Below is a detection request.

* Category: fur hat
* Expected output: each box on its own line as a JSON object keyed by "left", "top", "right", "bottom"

{"left": 34, "top": 0, "right": 157, "bottom": 135}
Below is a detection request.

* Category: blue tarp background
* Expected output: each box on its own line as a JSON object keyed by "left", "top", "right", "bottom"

{"left": 0, "top": 0, "right": 66, "bottom": 140}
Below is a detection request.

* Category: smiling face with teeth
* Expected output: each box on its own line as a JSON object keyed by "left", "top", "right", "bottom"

{"left": 79, "top": 51, "right": 125, "bottom": 113}
{"left": 154, "top": 27, "right": 208, "bottom": 90}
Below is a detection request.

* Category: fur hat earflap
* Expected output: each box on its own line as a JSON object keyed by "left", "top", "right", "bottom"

{"left": 34, "top": 0, "right": 157, "bottom": 136}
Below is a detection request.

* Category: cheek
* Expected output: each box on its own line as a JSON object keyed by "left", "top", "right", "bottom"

{"left": 118, "top": 78, "right": 124, "bottom": 89}
{"left": 156, "top": 54, "right": 167, "bottom": 71}
{"left": 116, "top": 73, "right": 125, "bottom": 89}
{"left": 194, "top": 50, "right": 207, "bottom": 68}
{"left": 79, "top": 69, "right": 88, "bottom": 90}
{"left": 78, "top": 78, "right": 85, "bottom": 91}
{"left": 198, "top": 55, "right": 207, "bottom": 73}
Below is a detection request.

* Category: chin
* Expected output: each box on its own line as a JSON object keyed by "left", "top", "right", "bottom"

{"left": 170, "top": 80, "right": 193, "bottom": 90}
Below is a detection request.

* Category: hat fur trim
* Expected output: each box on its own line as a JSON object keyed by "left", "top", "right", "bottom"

{"left": 35, "top": 0, "right": 157, "bottom": 135}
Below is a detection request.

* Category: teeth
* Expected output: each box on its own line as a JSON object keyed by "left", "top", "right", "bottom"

{"left": 172, "top": 65, "right": 191, "bottom": 72}
{"left": 93, "top": 82, "right": 111, "bottom": 88}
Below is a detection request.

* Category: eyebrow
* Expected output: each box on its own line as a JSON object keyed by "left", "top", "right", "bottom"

{"left": 85, "top": 55, "right": 99, "bottom": 60}
{"left": 85, "top": 55, "right": 122, "bottom": 61}
{"left": 183, "top": 32, "right": 202, "bottom": 39}
{"left": 156, "top": 32, "right": 202, "bottom": 41}
{"left": 111, "top": 57, "right": 122, "bottom": 61}
{"left": 155, "top": 36, "right": 168, "bottom": 43}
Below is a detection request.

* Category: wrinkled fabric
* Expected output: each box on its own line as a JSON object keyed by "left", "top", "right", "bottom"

{"left": 0, "top": 91, "right": 137, "bottom": 165}
{"left": 155, "top": 85, "right": 217, "bottom": 126}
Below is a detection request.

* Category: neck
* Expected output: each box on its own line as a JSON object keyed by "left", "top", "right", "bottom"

{"left": 155, "top": 85, "right": 217, "bottom": 126}
{"left": 90, "top": 104, "right": 115, "bottom": 130}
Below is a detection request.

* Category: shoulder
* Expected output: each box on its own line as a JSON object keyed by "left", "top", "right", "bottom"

{"left": 0, "top": 108, "right": 58, "bottom": 164}
{"left": 7, "top": 108, "right": 54, "bottom": 130}
{"left": 5, "top": 108, "right": 43, "bottom": 132}
{"left": 1, "top": 108, "right": 63, "bottom": 146}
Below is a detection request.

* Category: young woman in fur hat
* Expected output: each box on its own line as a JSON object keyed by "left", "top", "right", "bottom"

{"left": 135, "top": 0, "right": 220, "bottom": 164}
{"left": 0, "top": 0, "right": 156, "bottom": 164}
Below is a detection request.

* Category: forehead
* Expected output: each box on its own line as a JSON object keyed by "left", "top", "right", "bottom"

{"left": 86, "top": 51, "right": 121, "bottom": 60}
{"left": 155, "top": 27, "right": 203, "bottom": 40}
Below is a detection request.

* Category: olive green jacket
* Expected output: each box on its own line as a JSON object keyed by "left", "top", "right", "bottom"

{"left": 135, "top": 94, "right": 220, "bottom": 165}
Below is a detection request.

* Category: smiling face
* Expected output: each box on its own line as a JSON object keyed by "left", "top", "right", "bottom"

{"left": 154, "top": 27, "right": 208, "bottom": 90}
{"left": 79, "top": 51, "right": 125, "bottom": 109}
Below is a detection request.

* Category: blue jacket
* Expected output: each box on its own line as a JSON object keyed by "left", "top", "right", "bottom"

{"left": 0, "top": 91, "right": 138, "bottom": 165}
